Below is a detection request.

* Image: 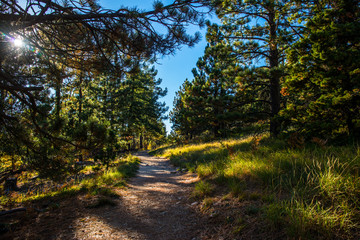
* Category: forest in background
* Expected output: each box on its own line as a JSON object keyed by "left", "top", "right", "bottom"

{"left": 170, "top": 0, "right": 359, "bottom": 144}
{"left": 0, "top": 0, "right": 209, "bottom": 182}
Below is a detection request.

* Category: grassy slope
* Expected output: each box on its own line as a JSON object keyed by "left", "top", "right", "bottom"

{"left": 151, "top": 136, "right": 360, "bottom": 239}
{"left": 1, "top": 154, "right": 140, "bottom": 208}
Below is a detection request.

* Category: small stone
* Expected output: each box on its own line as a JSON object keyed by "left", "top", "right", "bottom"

{"left": 210, "top": 211, "right": 218, "bottom": 218}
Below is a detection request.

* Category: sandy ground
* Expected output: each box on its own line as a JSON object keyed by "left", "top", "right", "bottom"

{"left": 3, "top": 152, "right": 213, "bottom": 240}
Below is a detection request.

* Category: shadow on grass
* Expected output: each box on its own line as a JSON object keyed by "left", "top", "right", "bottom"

{"left": 160, "top": 136, "right": 360, "bottom": 239}
{"left": 148, "top": 145, "right": 176, "bottom": 156}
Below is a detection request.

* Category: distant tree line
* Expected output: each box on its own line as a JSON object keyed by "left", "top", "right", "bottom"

{"left": 171, "top": 0, "right": 360, "bottom": 142}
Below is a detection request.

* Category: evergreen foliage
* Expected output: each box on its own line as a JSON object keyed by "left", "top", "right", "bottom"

{"left": 171, "top": 32, "right": 243, "bottom": 139}
{"left": 209, "top": 0, "right": 300, "bottom": 136}
{"left": 283, "top": 0, "right": 360, "bottom": 138}
{"left": 171, "top": 0, "right": 359, "bottom": 143}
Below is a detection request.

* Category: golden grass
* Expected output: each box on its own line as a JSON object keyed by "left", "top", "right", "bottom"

{"left": 155, "top": 135, "right": 360, "bottom": 239}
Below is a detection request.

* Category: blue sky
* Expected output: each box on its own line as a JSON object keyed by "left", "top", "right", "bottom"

{"left": 100, "top": 0, "right": 212, "bottom": 133}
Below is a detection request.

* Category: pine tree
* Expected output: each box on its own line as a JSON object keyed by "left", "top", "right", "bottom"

{"left": 211, "top": 0, "right": 300, "bottom": 136}
{"left": 284, "top": 0, "right": 360, "bottom": 138}
{"left": 116, "top": 63, "right": 168, "bottom": 149}
{"left": 171, "top": 79, "right": 206, "bottom": 140}
{"left": 192, "top": 41, "right": 242, "bottom": 137}
{"left": 171, "top": 29, "right": 245, "bottom": 139}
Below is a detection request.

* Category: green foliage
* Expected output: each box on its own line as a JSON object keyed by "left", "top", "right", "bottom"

{"left": 208, "top": 0, "right": 301, "bottom": 136}
{"left": 0, "top": 60, "right": 167, "bottom": 180}
{"left": 171, "top": 0, "right": 359, "bottom": 143}
{"left": 283, "top": 0, "right": 360, "bottom": 138}
{"left": 170, "top": 38, "right": 245, "bottom": 139}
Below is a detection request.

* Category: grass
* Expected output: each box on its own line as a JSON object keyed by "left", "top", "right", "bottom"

{"left": 148, "top": 144, "right": 175, "bottom": 156}
{"left": 192, "top": 180, "right": 214, "bottom": 199}
{"left": 0, "top": 154, "right": 140, "bottom": 208}
{"left": 154, "top": 135, "right": 360, "bottom": 239}
{"left": 81, "top": 154, "right": 140, "bottom": 193}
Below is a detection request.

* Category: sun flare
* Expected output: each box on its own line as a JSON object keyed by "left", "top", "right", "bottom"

{"left": 13, "top": 38, "right": 24, "bottom": 47}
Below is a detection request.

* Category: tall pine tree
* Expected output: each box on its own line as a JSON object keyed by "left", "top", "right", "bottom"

{"left": 284, "top": 0, "right": 360, "bottom": 138}
{"left": 210, "top": 0, "right": 300, "bottom": 136}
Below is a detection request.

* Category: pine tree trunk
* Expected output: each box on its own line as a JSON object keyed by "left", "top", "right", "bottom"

{"left": 268, "top": 9, "right": 281, "bottom": 137}
{"left": 78, "top": 70, "right": 83, "bottom": 162}
{"left": 346, "top": 111, "right": 354, "bottom": 135}
{"left": 0, "top": 59, "right": 4, "bottom": 117}
{"left": 55, "top": 78, "right": 61, "bottom": 119}
{"left": 78, "top": 76, "right": 82, "bottom": 124}
{"left": 132, "top": 136, "right": 136, "bottom": 150}
{"left": 270, "top": 77, "right": 281, "bottom": 137}
{"left": 140, "top": 132, "right": 143, "bottom": 149}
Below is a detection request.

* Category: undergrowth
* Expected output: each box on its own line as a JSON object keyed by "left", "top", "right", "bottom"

{"left": 155, "top": 136, "right": 360, "bottom": 239}
{"left": 0, "top": 155, "right": 140, "bottom": 207}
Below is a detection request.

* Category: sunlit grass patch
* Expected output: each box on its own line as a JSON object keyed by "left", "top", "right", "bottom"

{"left": 156, "top": 136, "right": 360, "bottom": 239}
{"left": 80, "top": 154, "right": 140, "bottom": 194}
{"left": 0, "top": 155, "right": 23, "bottom": 172}
{"left": 224, "top": 153, "right": 272, "bottom": 179}
{"left": 283, "top": 199, "right": 357, "bottom": 239}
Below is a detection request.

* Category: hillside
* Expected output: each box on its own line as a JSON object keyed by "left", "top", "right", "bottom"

{"left": 151, "top": 135, "right": 360, "bottom": 239}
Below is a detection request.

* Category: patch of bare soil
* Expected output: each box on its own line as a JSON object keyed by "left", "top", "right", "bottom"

{"left": 1, "top": 152, "right": 222, "bottom": 240}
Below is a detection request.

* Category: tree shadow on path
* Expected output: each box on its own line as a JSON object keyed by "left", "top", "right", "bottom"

{"left": 3, "top": 152, "right": 210, "bottom": 240}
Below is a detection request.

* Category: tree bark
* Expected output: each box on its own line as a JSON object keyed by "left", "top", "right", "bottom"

{"left": 268, "top": 8, "right": 281, "bottom": 137}
{"left": 140, "top": 132, "right": 143, "bottom": 149}
{"left": 78, "top": 68, "right": 84, "bottom": 162}
{"left": 0, "top": 208, "right": 26, "bottom": 216}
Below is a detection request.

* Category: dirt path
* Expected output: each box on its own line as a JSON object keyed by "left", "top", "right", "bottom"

{"left": 74, "top": 151, "right": 204, "bottom": 240}
{"left": 6, "top": 152, "right": 211, "bottom": 240}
